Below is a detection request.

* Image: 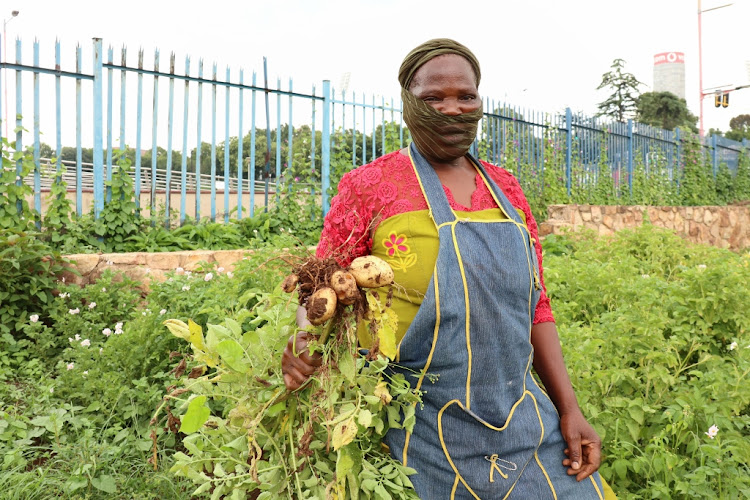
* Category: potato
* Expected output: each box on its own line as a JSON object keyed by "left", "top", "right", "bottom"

{"left": 306, "top": 287, "right": 338, "bottom": 325}
{"left": 280, "top": 274, "right": 299, "bottom": 293}
{"left": 348, "top": 256, "right": 394, "bottom": 288}
{"left": 330, "top": 270, "right": 360, "bottom": 305}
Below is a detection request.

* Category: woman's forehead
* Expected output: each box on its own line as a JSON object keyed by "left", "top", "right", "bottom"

{"left": 412, "top": 55, "right": 478, "bottom": 87}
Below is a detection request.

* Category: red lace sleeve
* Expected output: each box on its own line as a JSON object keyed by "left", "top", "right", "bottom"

{"left": 315, "top": 170, "right": 373, "bottom": 267}
{"left": 484, "top": 163, "right": 555, "bottom": 325}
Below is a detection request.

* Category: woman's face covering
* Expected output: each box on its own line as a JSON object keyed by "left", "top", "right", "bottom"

{"left": 407, "top": 54, "right": 482, "bottom": 161}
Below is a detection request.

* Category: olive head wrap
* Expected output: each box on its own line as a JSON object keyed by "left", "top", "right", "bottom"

{"left": 399, "top": 39, "right": 484, "bottom": 161}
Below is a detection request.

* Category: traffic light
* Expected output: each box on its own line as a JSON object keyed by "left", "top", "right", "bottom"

{"left": 722, "top": 92, "right": 729, "bottom": 108}
{"left": 715, "top": 93, "right": 722, "bottom": 107}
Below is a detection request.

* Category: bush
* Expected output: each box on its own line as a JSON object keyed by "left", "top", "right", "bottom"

{"left": 0, "top": 229, "right": 72, "bottom": 338}
{"left": 544, "top": 225, "right": 750, "bottom": 498}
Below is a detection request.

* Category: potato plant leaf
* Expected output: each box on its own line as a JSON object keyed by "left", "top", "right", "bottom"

{"left": 181, "top": 396, "right": 210, "bottom": 434}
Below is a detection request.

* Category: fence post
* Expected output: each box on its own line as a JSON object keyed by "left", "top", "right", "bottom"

{"left": 627, "top": 119, "right": 634, "bottom": 196}
{"left": 14, "top": 39, "right": 23, "bottom": 215}
{"left": 711, "top": 134, "right": 718, "bottom": 178}
{"left": 321, "top": 80, "right": 331, "bottom": 215}
{"left": 565, "top": 107, "right": 572, "bottom": 197}
{"left": 675, "top": 127, "right": 681, "bottom": 190}
{"left": 92, "top": 38, "right": 104, "bottom": 218}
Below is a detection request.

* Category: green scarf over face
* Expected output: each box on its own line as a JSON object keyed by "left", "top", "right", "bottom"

{"left": 398, "top": 39, "right": 484, "bottom": 161}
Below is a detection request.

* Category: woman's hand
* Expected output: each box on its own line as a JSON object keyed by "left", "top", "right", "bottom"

{"left": 559, "top": 409, "right": 602, "bottom": 481}
{"left": 281, "top": 330, "right": 322, "bottom": 391}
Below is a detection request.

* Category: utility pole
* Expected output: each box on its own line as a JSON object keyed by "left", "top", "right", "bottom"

{"left": 697, "top": 1, "right": 732, "bottom": 137}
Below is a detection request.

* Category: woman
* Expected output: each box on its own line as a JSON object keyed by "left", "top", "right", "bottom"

{"left": 283, "top": 38, "right": 615, "bottom": 499}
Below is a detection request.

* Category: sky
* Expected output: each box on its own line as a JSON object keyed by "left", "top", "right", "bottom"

{"left": 4, "top": 0, "right": 750, "bottom": 141}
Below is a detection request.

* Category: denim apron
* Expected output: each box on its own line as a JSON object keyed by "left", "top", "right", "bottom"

{"left": 384, "top": 143, "right": 604, "bottom": 499}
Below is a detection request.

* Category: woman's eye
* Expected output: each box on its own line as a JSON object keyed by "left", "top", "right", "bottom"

{"left": 422, "top": 96, "right": 439, "bottom": 102}
{"left": 461, "top": 95, "right": 476, "bottom": 101}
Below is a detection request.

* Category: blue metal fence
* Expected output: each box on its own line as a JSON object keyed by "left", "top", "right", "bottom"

{"left": 1, "top": 37, "right": 748, "bottom": 225}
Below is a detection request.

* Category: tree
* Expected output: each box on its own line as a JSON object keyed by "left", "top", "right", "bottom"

{"left": 635, "top": 91, "right": 698, "bottom": 132}
{"left": 596, "top": 58, "right": 643, "bottom": 122}
{"left": 726, "top": 114, "right": 750, "bottom": 142}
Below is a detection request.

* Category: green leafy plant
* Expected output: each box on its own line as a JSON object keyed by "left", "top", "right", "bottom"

{"left": 0, "top": 229, "right": 72, "bottom": 338}
{"left": 543, "top": 225, "right": 750, "bottom": 499}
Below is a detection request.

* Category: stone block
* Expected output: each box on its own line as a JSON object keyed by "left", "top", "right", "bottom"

{"left": 104, "top": 253, "right": 146, "bottom": 265}
{"left": 179, "top": 251, "right": 217, "bottom": 271}
{"left": 590, "top": 206, "right": 602, "bottom": 223}
{"left": 602, "top": 215, "right": 614, "bottom": 229}
{"left": 704, "top": 210, "right": 713, "bottom": 225}
{"left": 214, "top": 249, "right": 253, "bottom": 271}
{"left": 66, "top": 253, "right": 101, "bottom": 276}
{"left": 719, "top": 211, "right": 730, "bottom": 227}
{"left": 146, "top": 252, "right": 183, "bottom": 270}
{"left": 581, "top": 210, "right": 592, "bottom": 222}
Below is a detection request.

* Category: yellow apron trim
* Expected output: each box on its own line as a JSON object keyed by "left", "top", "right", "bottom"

{"left": 448, "top": 220, "right": 474, "bottom": 408}
{"left": 401, "top": 265, "right": 442, "bottom": 467}
{"left": 535, "top": 452, "right": 559, "bottom": 500}
{"left": 437, "top": 392, "right": 547, "bottom": 500}
{"left": 589, "top": 475, "right": 605, "bottom": 500}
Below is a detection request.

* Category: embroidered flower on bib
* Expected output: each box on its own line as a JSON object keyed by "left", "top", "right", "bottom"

{"left": 382, "top": 232, "right": 416, "bottom": 272}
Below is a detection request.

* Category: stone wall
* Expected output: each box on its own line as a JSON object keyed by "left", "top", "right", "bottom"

{"left": 61, "top": 205, "right": 748, "bottom": 292}
{"left": 60, "top": 249, "right": 255, "bottom": 293}
{"left": 539, "top": 204, "right": 749, "bottom": 251}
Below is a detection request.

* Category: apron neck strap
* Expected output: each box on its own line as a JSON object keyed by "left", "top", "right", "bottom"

{"left": 408, "top": 142, "right": 522, "bottom": 226}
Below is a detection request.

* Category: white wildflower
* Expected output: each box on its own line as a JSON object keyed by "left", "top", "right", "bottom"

{"left": 204, "top": 273, "right": 214, "bottom": 282}
{"left": 49, "top": 387, "right": 54, "bottom": 394}
{"left": 69, "top": 308, "right": 80, "bottom": 315}
{"left": 74, "top": 334, "right": 81, "bottom": 341}
{"left": 115, "top": 322, "right": 123, "bottom": 331}
{"left": 82, "top": 370, "right": 88, "bottom": 376}
{"left": 66, "top": 362, "right": 75, "bottom": 370}
{"left": 182, "top": 285, "right": 191, "bottom": 291}
{"left": 29, "top": 314, "right": 39, "bottom": 323}
{"left": 68, "top": 337, "right": 73, "bottom": 343}
{"left": 99, "top": 348, "right": 103, "bottom": 354}
{"left": 102, "top": 328, "right": 112, "bottom": 337}
{"left": 59, "top": 292, "right": 70, "bottom": 299}
{"left": 697, "top": 264, "right": 707, "bottom": 270}
{"left": 88, "top": 302, "right": 96, "bottom": 309}
{"left": 641, "top": 274, "right": 650, "bottom": 279}
{"left": 217, "top": 267, "right": 224, "bottom": 273}
{"left": 705, "top": 425, "right": 719, "bottom": 439}
{"left": 226, "top": 271, "right": 234, "bottom": 279}
{"left": 159, "top": 309, "right": 167, "bottom": 315}
{"left": 101, "top": 287, "right": 106, "bottom": 292}
{"left": 61, "top": 277, "right": 66, "bottom": 283}
{"left": 81, "top": 339, "right": 91, "bottom": 347}
{"left": 729, "top": 341, "right": 738, "bottom": 351}
{"left": 176, "top": 267, "right": 184, "bottom": 274}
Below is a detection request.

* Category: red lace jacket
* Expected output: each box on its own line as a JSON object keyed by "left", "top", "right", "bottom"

{"left": 316, "top": 150, "right": 554, "bottom": 324}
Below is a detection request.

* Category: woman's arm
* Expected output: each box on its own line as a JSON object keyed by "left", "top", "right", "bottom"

{"left": 531, "top": 321, "right": 601, "bottom": 481}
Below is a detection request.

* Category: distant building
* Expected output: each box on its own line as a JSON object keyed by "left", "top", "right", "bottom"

{"left": 653, "top": 52, "right": 686, "bottom": 99}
